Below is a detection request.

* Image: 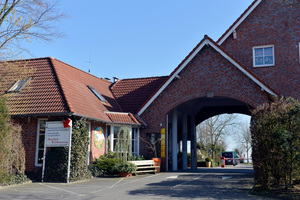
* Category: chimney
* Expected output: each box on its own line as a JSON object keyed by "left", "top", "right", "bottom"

{"left": 113, "top": 77, "right": 119, "bottom": 83}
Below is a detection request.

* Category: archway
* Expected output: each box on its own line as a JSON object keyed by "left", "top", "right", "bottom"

{"left": 166, "top": 96, "right": 252, "bottom": 171}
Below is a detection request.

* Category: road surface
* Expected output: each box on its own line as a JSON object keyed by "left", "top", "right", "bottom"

{"left": 0, "top": 164, "right": 278, "bottom": 199}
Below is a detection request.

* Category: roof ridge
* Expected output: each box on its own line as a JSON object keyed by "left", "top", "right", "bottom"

{"left": 50, "top": 57, "right": 112, "bottom": 84}
{"left": 120, "top": 75, "right": 169, "bottom": 81}
{"left": 48, "top": 57, "right": 74, "bottom": 113}
{"left": 110, "top": 75, "right": 168, "bottom": 93}
{"left": 0, "top": 56, "right": 53, "bottom": 63}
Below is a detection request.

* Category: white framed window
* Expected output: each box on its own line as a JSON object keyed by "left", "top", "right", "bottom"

{"left": 132, "top": 128, "right": 139, "bottom": 156}
{"left": 35, "top": 119, "right": 48, "bottom": 166}
{"left": 7, "top": 77, "right": 32, "bottom": 93}
{"left": 108, "top": 125, "right": 139, "bottom": 156}
{"left": 253, "top": 45, "right": 275, "bottom": 67}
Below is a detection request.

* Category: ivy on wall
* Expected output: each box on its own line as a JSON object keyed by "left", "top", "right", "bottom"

{"left": 44, "top": 119, "right": 91, "bottom": 182}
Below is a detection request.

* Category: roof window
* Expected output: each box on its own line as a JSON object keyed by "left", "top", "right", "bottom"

{"left": 7, "top": 77, "right": 32, "bottom": 93}
{"left": 87, "top": 85, "right": 106, "bottom": 102}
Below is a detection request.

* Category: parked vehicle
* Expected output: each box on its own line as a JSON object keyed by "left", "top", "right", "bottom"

{"left": 221, "top": 151, "right": 239, "bottom": 166}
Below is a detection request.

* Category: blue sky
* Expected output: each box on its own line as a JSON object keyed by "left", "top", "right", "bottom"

{"left": 23, "top": 0, "right": 254, "bottom": 152}
{"left": 23, "top": 0, "right": 254, "bottom": 80}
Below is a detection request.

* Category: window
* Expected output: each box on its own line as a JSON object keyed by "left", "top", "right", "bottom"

{"left": 108, "top": 126, "right": 139, "bottom": 156}
{"left": 35, "top": 119, "right": 47, "bottom": 166}
{"left": 132, "top": 128, "right": 139, "bottom": 156}
{"left": 113, "top": 126, "right": 121, "bottom": 151}
{"left": 7, "top": 77, "right": 32, "bottom": 93}
{"left": 253, "top": 45, "right": 275, "bottom": 67}
{"left": 87, "top": 85, "right": 106, "bottom": 102}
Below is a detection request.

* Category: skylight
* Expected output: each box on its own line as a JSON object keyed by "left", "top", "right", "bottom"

{"left": 7, "top": 77, "right": 32, "bottom": 93}
{"left": 87, "top": 85, "right": 106, "bottom": 102}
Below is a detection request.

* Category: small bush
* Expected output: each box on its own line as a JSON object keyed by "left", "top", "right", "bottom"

{"left": 113, "top": 162, "right": 137, "bottom": 173}
{"left": 128, "top": 155, "right": 145, "bottom": 161}
{"left": 0, "top": 172, "right": 29, "bottom": 186}
{"left": 88, "top": 165, "right": 103, "bottom": 177}
{"left": 92, "top": 153, "right": 120, "bottom": 175}
{"left": 251, "top": 97, "right": 300, "bottom": 189}
{"left": 44, "top": 148, "right": 68, "bottom": 182}
{"left": 205, "top": 157, "right": 212, "bottom": 162}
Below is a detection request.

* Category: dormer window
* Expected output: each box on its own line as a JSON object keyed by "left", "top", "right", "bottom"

{"left": 253, "top": 45, "right": 275, "bottom": 67}
{"left": 87, "top": 85, "right": 106, "bottom": 103}
{"left": 7, "top": 77, "right": 32, "bottom": 93}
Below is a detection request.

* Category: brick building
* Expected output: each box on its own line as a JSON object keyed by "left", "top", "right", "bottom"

{"left": 1, "top": 0, "right": 299, "bottom": 173}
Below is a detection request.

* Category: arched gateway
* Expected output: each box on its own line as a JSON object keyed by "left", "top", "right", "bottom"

{"left": 137, "top": 36, "right": 278, "bottom": 171}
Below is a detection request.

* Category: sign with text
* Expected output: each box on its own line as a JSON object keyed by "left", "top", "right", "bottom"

{"left": 45, "top": 121, "right": 71, "bottom": 147}
{"left": 42, "top": 119, "right": 72, "bottom": 183}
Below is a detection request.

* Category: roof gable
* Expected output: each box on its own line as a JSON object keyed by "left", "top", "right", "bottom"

{"left": 137, "top": 35, "right": 279, "bottom": 115}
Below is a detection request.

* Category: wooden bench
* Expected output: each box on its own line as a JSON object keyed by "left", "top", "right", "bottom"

{"left": 129, "top": 160, "right": 160, "bottom": 174}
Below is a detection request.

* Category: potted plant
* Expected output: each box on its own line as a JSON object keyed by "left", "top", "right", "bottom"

{"left": 113, "top": 161, "right": 137, "bottom": 177}
{"left": 140, "top": 135, "right": 161, "bottom": 173}
{"left": 205, "top": 157, "right": 212, "bottom": 168}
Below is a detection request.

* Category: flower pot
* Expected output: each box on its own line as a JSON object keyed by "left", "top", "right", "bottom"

{"left": 206, "top": 162, "right": 211, "bottom": 168}
{"left": 120, "top": 172, "right": 132, "bottom": 177}
{"left": 152, "top": 158, "right": 161, "bottom": 173}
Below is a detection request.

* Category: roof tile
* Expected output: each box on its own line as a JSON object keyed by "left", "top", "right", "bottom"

{"left": 111, "top": 76, "right": 168, "bottom": 113}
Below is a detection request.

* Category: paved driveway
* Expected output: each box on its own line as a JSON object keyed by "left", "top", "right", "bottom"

{"left": 0, "top": 164, "right": 278, "bottom": 200}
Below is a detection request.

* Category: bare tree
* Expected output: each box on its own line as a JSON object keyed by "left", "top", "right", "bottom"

{"left": 0, "top": 0, "right": 65, "bottom": 59}
{"left": 237, "top": 123, "right": 252, "bottom": 163}
{"left": 197, "top": 114, "right": 237, "bottom": 161}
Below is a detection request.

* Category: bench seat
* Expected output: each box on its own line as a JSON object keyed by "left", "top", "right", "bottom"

{"left": 129, "top": 160, "right": 159, "bottom": 174}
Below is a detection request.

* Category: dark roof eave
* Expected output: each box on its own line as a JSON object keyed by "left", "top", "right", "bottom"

{"left": 10, "top": 112, "right": 141, "bottom": 126}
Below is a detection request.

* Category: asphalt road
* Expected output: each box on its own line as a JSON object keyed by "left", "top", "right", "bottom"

{"left": 0, "top": 164, "right": 278, "bottom": 200}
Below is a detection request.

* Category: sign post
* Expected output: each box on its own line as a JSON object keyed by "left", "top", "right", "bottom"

{"left": 42, "top": 119, "right": 72, "bottom": 183}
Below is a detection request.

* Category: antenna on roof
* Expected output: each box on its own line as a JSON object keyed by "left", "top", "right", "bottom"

{"left": 87, "top": 52, "right": 92, "bottom": 73}
{"left": 88, "top": 61, "right": 91, "bottom": 73}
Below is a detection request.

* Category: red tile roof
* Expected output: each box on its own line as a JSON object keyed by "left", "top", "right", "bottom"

{"left": 111, "top": 76, "right": 168, "bottom": 114}
{"left": 50, "top": 58, "right": 122, "bottom": 122}
{"left": 0, "top": 57, "right": 140, "bottom": 125}
{"left": 1, "top": 58, "right": 69, "bottom": 115}
{"left": 105, "top": 112, "right": 141, "bottom": 125}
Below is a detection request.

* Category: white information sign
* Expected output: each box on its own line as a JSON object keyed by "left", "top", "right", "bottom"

{"left": 45, "top": 121, "right": 71, "bottom": 147}
{"left": 42, "top": 119, "right": 72, "bottom": 183}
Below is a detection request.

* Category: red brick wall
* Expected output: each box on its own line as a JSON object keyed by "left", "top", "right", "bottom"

{"left": 220, "top": 0, "right": 300, "bottom": 100}
{"left": 140, "top": 45, "right": 271, "bottom": 169}
{"left": 140, "top": 0, "right": 299, "bottom": 170}
{"left": 13, "top": 116, "right": 107, "bottom": 172}
{"left": 14, "top": 116, "right": 66, "bottom": 173}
